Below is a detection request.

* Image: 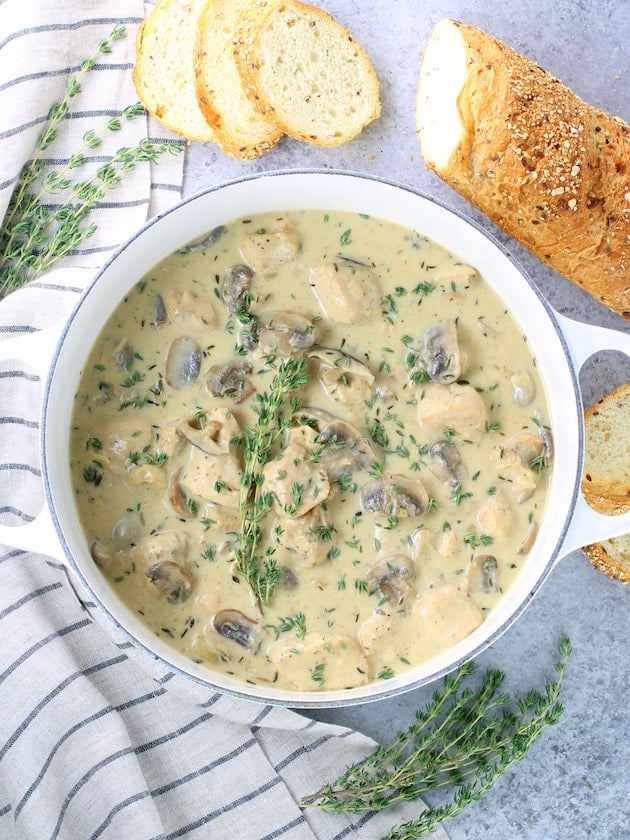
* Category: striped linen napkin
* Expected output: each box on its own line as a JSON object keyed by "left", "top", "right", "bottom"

{"left": 0, "top": 2, "right": 449, "bottom": 839}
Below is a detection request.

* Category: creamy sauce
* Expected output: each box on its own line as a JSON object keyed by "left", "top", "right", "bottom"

{"left": 70, "top": 210, "right": 552, "bottom": 692}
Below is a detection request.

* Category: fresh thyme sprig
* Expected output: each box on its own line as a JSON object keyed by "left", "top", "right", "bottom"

{"left": 302, "top": 637, "right": 571, "bottom": 838}
{"left": 0, "top": 25, "right": 183, "bottom": 297}
{"left": 236, "top": 357, "right": 309, "bottom": 610}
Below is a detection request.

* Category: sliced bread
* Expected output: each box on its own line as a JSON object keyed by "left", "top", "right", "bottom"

{"left": 194, "top": 0, "right": 282, "bottom": 160}
{"left": 133, "top": 0, "right": 216, "bottom": 143}
{"left": 581, "top": 383, "right": 630, "bottom": 583}
{"left": 581, "top": 383, "right": 630, "bottom": 513}
{"left": 233, "top": 0, "right": 380, "bottom": 146}
{"left": 583, "top": 536, "right": 630, "bottom": 584}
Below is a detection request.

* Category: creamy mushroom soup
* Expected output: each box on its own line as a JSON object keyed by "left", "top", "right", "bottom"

{"left": 70, "top": 210, "right": 552, "bottom": 692}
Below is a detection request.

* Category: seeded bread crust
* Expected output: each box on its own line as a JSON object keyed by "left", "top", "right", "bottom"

{"left": 233, "top": 0, "right": 380, "bottom": 146}
{"left": 583, "top": 537, "right": 630, "bottom": 584}
{"left": 133, "top": 0, "right": 216, "bottom": 143}
{"left": 581, "top": 384, "right": 630, "bottom": 582}
{"left": 194, "top": 0, "right": 282, "bottom": 160}
{"left": 416, "top": 19, "right": 630, "bottom": 318}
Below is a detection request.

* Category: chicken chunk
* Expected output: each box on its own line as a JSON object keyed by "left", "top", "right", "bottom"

{"left": 309, "top": 259, "right": 381, "bottom": 324}
{"left": 359, "top": 610, "right": 394, "bottom": 654}
{"left": 239, "top": 225, "right": 300, "bottom": 275}
{"left": 180, "top": 447, "right": 241, "bottom": 508}
{"left": 476, "top": 492, "right": 513, "bottom": 540}
{"left": 416, "top": 382, "right": 487, "bottom": 442}
{"left": 100, "top": 419, "right": 153, "bottom": 475}
{"left": 163, "top": 286, "right": 217, "bottom": 330}
{"left": 269, "top": 632, "right": 370, "bottom": 690}
{"left": 412, "top": 585, "right": 484, "bottom": 652}
{"left": 272, "top": 506, "right": 333, "bottom": 567}
{"left": 262, "top": 442, "right": 330, "bottom": 517}
{"left": 133, "top": 531, "right": 188, "bottom": 570}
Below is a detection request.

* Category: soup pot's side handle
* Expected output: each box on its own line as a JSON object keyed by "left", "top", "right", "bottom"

{"left": 554, "top": 312, "right": 630, "bottom": 559}
{"left": 0, "top": 323, "right": 68, "bottom": 563}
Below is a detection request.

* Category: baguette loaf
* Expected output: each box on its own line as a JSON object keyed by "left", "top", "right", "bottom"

{"left": 133, "top": 0, "right": 216, "bottom": 143}
{"left": 581, "top": 383, "right": 630, "bottom": 583}
{"left": 234, "top": 0, "right": 380, "bottom": 146}
{"left": 416, "top": 19, "right": 630, "bottom": 318}
{"left": 194, "top": 0, "right": 282, "bottom": 160}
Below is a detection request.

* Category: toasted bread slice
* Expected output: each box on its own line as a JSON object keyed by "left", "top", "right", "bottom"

{"left": 583, "top": 536, "right": 630, "bottom": 584}
{"left": 234, "top": 0, "right": 380, "bottom": 146}
{"left": 133, "top": 0, "right": 216, "bottom": 143}
{"left": 194, "top": 0, "right": 282, "bottom": 160}
{"left": 581, "top": 383, "right": 630, "bottom": 513}
{"left": 581, "top": 384, "right": 630, "bottom": 582}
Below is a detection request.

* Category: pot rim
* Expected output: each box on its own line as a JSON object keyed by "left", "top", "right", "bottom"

{"left": 41, "top": 169, "right": 582, "bottom": 708}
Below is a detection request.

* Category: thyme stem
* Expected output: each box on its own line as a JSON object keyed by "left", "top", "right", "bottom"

{"left": 236, "top": 357, "right": 309, "bottom": 610}
{"left": 0, "top": 26, "right": 183, "bottom": 297}
{"left": 301, "top": 638, "right": 571, "bottom": 838}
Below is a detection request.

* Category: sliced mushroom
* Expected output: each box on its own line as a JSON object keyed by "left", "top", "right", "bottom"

{"left": 537, "top": 424, "right": 554, "bottom": 464}
{"left": 178, "top": 405, "right": 242, "bottom": 456}
{"left": 110, "top": 509, "right": 144, "bottom": 549}
{"left": 510, "top": 368, "right": 536, "bottom": 406}
{"left": 239, "top": 224, "right": 300, "bottom": 276}
{"left": 309, "top": 346, "right": 375, "bottom": 406}
{"left": 162, "top": 287, "right": 217, "bottom": 329}
{"left": 297, "top": 407, "right": 380, "bottom": 478}
{"left": 466, "top": 554, "right": 498, "bottom": 594}
{"left": 309, "top": 259, "right": 381, "bottom": 324}
{"left": 112, "top": 339, "right": 134, "bottom": 372}
{"left": 428, "top": 439, "right": 466, "bottom": 486}
{"left": 434, "top": 264, "right": 480, "bottom": 288}
{"left": 492, "top": 433, "right": 545, "bottom": 503}
{"left": 417, "top": 382, "right": 487, "bottom": 442}
{"left": 152, "top": 294, "right": 167, "bottom": 329}
{"left": 90, "top": 540, "right": 112, "bottom": 569}
{"left": 212, "top": 609, "right": 260, "bottom": 650}
{"left": 207, "top": 361, "right": 255, "bottom": 404}
{"left": 165, "top": 335, "right": 202, "bottom": 390}
{"left": 517, "top": 520, "right": 539, "bottom": 555}
{"left": 418, "top": 320, "right": 462, "bottom": 383}
{"left": 127, "top": 463, "right": 167, "bottom": 490}
{"left": 220, "top": 264, "right": 254, "bottom": 312}
{"left": 361, "top": 474, "right": 429, "bottom": 518}
{"left": 177, "top": 225, "right": 227, "bottom": 253}
{"left": 146, "top": 560, "right": 193, "bottom": 603}
{"left": 367, "top": 555, "right": 416, "bottom": 605}
{"left": 257, "top": 311, "right": 320, "bottom": 357}
{"left": 168, "top": 469, "right": 196, "bottom": 518}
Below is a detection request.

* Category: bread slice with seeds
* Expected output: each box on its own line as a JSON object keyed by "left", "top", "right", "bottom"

{"left": 234, "top": 0, "right": 380, "bottom": 146}
{"left": 194, "top": 0, "right": 282, "bottom": 160}
{"left": 133, "top": 0, "right": 217, "bottom": 143}
{"left": 581, "top": 383, "right": 630, "bottom": 582}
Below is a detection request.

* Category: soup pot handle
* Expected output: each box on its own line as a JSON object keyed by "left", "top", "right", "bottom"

{"left": 0, "top": 323, "right": 68, "bottom": 563}
{"left": 554, "top": 312, "right": 630, "bottom": 558}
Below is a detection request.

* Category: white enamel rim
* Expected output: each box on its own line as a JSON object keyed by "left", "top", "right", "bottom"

{"left": 5, "top": 171, "right": 630, "bottom": 708}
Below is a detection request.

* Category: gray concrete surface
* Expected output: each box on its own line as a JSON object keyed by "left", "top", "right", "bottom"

{"left": 184, "top": 2, "right": 629, "bottom": 837}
